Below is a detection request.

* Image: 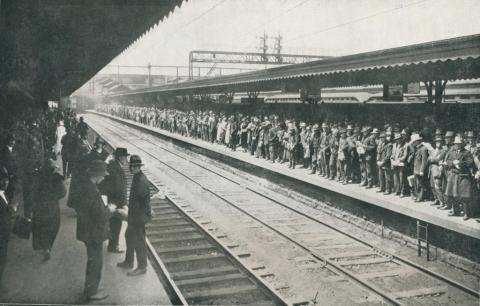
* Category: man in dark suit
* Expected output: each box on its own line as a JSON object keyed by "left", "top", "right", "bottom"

{"left": 117, "top": 155, "right": 151, "bottom": 276}
{"left": 103, "top": 148, "right": 128, "bottom": 253}
{"left": 0, "top": 166, "right": 15, "bottom": 287}
{"left": 412, "top": 133, "right": 429, "bottom": 202}
{"left": 76, "top": 160, "right": 110, "bottom": 301}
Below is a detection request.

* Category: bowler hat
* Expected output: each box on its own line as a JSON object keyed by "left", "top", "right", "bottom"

{"left": 129, "top": 154, "right": 144, "bottom": 166}
{"left": 0, "top": 166, "right": 8, "bottom": 180}
{"left": 87, "top": 160, "right": 109, "bottom": 177}
{"left": 113, "top": 147, "right": 129, "bottom": 157}
{"left": 94, "top": 138, "right": 105, "bottom": 145}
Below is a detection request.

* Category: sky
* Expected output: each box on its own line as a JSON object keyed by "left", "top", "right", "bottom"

{"left": 99, "top": 0, "right": 480, "bottom": 76}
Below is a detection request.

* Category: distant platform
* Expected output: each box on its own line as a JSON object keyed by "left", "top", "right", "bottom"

{"left": 0, "top": 161, "right": 171, "bottom": 305}
{"left": 87, "top": 110, "right": 480, "bottom": 241}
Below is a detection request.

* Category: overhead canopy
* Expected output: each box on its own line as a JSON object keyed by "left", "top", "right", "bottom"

{"left": 111, "top": 34, "right": 480, "bottom": 97}
{"left": 0, "top": 0, "right": 185, "bottom": 104}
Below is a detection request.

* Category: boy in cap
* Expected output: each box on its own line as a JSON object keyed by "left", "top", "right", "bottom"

{"left": 118, "top": 155, "right": 152, "bottom": 275}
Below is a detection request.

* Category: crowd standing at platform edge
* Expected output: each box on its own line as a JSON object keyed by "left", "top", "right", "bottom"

{"left": 98, "top": 104, "right": 480, "bottom": 222}
{"left": 0, "top": 107, "right": 152, "bottom": 302}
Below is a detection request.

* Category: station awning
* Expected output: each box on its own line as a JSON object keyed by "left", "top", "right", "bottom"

{"left": 0, "top": 0, "right": 186, "bottom": 103}
{"left": 113, "top": 34, "right": 480, "bottom": 97}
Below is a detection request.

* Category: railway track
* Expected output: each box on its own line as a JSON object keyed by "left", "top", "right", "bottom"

{"left": 87, "top": 113, "right": 479, "bottom": 306}
{"left": 93, "top": 124, "right": 290, "bottom": 306}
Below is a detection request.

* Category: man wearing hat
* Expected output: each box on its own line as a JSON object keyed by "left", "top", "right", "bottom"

{"left": 428, "top": 134, "right": 447, "bottom": 206}
{"left": 465, "top": 131, "right": 476, "bottom": 155}
{"left": 0, "top": 166, "right": 15, "bottom": 286}
{"left": 438, "top": 131, "right": 455, "bottom": 210}
{"left": 118, "top": 155, "right": 152, "bottom": 276}
{"left": 377, "top": 131, "right": 393, "bottom": 194}
{"left": 310, "top": 125, "right": 321, "bottom": 174}
{"left": 412, "top": 133, "right": 429, "bottom": 202}
{"left": 76, "top": 160, "right": 110, "bottom": 301}
{"left": 444, "top": 136, "right": 476, "bottom": 220}
{"left": 362, "top": 127, "right": 377, "bottom": 188}
{"left": 319, "top": 123, "right": 331, "bottom": 177}
{"left": 101, "top": 148, "right": 129, "bottom": 253}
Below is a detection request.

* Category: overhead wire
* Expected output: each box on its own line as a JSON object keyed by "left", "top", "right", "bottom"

{"left": 284, "top": 0, "right": 429, "bottom": 43}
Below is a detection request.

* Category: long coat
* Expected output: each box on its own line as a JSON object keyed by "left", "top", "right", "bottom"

{"left": 128, "top": 171, "right": 151, "bottom": 226}
{"left": 101, "top": 160, "right": 127, "bottom": 208}
{"left": 76, "top": 176, "right": 109, "bottom": 244}
{"left": 444, "top": 148, "right": 476, "bottom": 199}
{"left": 32, "top": 170, "right": 66, "bottom": 250}
{"left": 413, "top": 144, "right": 429, "bottom": 175}
{"left": 0, "top": 193, "right": 14, "bottom": 242}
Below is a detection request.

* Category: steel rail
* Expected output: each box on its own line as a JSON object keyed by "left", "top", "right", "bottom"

{"left": 89, "top": 121, "right": 292, "bottom": 306}
{"left": 92, "top": 111, "right": 480, "bottom": 300}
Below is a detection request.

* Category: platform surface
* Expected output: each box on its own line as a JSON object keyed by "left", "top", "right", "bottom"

{"left": 0, "top": 162, "right": 172, "bottom": 305}
{"left": 87, "top": 111, "right": 480, "bottom": 240}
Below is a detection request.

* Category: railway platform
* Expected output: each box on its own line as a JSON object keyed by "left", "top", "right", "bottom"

{"left": 87, "top": 110, "right": 480, "bottom": 240}
{"left": 0, "top": 160, "right": 171, "bottom": 305}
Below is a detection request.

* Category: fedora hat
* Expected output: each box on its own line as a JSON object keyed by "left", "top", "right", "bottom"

{"left": 379, "top": 132, "right": 386, "bottom": 138}
{"left": 113, "top": 147, "right": 129, "bottom": 157}
{"left": 372, "top": 128, "right": 380, "bottom": 135}
{"left": 453, "top": 136, "right": 463, "bottom": 144}
{"left": 129, "top": 154, "right": 144, "bottom": 166}
{"left": 445, "top": 131, "right": 454, "bottom": 138}
{"left": 393, "top": 133, "right": 402, "bottom": 140}
{"left": 94, "top": 137, "right": 105, "bottom": 145}
{"left": 466, "top": 131, "right": 475, "bottom": 138}
{"left": 321, "top": 122, "right": 328, "bottom": 128}
{"left": 87, "top": 160, "right": 109, "bottom": 177}
{"left": 346, "top": 125, "right": 353, "bottom": 130}
{"left": 434, "top": 128, "right": 442, "bottom": 136}
{"left": 410, "top": 133, "right": 422, "bottom": 143}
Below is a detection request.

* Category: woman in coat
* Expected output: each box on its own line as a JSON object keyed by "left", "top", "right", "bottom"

{"left": 32, "top": 159, "right": 66, "bottom": 260}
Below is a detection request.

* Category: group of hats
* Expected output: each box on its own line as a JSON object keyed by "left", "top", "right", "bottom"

{"left": 87, "top": 147, "right": 143, "bottom": 177}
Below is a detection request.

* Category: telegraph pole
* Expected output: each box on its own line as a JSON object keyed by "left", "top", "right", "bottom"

{"left": 257, "top": 32, "right": 268, "bottom": 62}
{"left": 274, "top": 34, "right": 283, "bottom": 63}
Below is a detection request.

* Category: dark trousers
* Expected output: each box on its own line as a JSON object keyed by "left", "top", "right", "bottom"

{"left": 108, "top": 216, "right": 123, "bottom": 249}
{"left": 22, "top": 178, "right": 36, "bottom": 218}
{"left": 84, "top": 242, "right": 103, "bottom": 297}
{"left": 414, "top": 174, "right": 427, "bottom": 201}
{"left": 269, "top": 143, "right": 277, "bottom": 162}
{"left": 0, "top": 239, "right": 8, "bottom": 285}
{"left": 384, "top": 168, "right": 393, "bottom": 193}
{"left": 125, "top": 225, "right": 147, "bottom": 269}
{"left": 378, "top": 167, "right": 386, "bottom": 191}
{"left": 365, "top": 158, "right": 375, "bottom": 187}
{"left": 393, "top": 166, "right": 408, "bottom": 195}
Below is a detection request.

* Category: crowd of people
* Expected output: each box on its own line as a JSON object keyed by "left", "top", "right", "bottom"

{"left": 98, "top": 104, "right": 480, "bottom": 221}
{"left": 0, "top": 107, "right": 152, "bottom": 302}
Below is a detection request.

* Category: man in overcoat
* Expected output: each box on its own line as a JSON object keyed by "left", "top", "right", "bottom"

{"left": 117, "top": 155, "right": 152, "bottom": 276}
{"left": 102, "top": 148, "right": 128, "bottom": 253}
{"left": 76, "top": 160, "right": 110, "bottom": 301}
{"left": 412, "top": 133, "right": 429, "bottom": 202}
{"left": 445, "top": 136, "right": 476, "bottom": 220}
